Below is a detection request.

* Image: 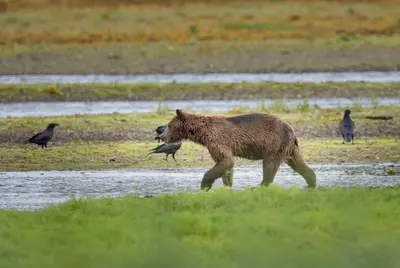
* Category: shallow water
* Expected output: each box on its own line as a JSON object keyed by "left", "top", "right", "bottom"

{"left": 1, "top": 163, "right": 399, "bottom": 211}
{"left": 1, "top": 71, "right": 400, "bottom": 84}
{"left": 1, "top": 97, "right": 399, "bottom": 117}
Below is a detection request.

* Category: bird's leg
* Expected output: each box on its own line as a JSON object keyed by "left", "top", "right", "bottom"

{"left": 172, "top": 152, "right": 177, "bottom": 162}
{"left": 165, "top": 154, "right": 169, "bottom": 162}
{"left": 352, "top": 135, "right": 355, "bottom": 145}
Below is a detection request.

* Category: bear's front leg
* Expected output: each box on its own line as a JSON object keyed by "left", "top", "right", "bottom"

{"left": 201, "top": 158, "right": 234, "bottom": 191}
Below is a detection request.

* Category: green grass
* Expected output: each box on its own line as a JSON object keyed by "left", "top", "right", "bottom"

{"left": 1, "top": 81, "right": 400, "bottom": 102}
{"left": 1, "top": 36, "right": 400, "bottom": 57}
{"left": 0, "top": 138, "right": 398, "bottom": 171}
{"left": 224, "top": 22, "right": 294, "bottom": 31}
{"left": 1, "top": 186, "right": 400, "bottom": 268}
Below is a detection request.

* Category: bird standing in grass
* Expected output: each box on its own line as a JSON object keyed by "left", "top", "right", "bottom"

{"left": 148, "top": 142, "right": 182, "bottom": 162}
{"left": 339, "top": 109, "right": 355, "bottom": 144}
{"left": 27, "top": 123, "right": 59, "bottom": 148}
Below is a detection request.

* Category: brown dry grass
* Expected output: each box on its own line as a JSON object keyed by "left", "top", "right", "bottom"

{"left": 3, "top": 0, "right": 398, "bottom": 11}
{"left": 1, "top": 0, "right": 400, "bottom": 45}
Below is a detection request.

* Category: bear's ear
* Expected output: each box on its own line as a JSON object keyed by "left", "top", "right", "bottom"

{"left": 176, "top": 109, "right": 186, "bottom": 121}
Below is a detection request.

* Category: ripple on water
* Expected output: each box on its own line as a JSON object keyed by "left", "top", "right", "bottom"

{"left": 1, "top": 97, "right": 399, "bottom": 118}
{"left": 1, "top": 163, "right": 399, "bottom": 211}
{"left": 1, "top": 71, "right": 400, "bottom": 84}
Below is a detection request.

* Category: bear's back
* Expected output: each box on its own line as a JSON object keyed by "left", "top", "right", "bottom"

{"left": 223, "top": 113, "right": 296, "bottom": 158}
{"left": 225, "top": 113, "right": 288, "bottom": 133}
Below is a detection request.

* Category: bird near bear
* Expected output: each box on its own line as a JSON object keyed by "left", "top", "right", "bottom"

{"left": 147, "top": 142, "right": 182, "bottom": 162}
{"left": 158, "top": 109, "right": 317, "bottom": 191}
{"left": 148, "top": 124, "right": 182, "bottom": 162}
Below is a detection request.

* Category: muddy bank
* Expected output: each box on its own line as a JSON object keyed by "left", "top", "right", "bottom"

{"left": 1, "top": 46, "right": 400, "bottom": 75}
{"left": 1, "top": 138, "right": 399, "bottom": 172}
{"left": 1, "top": 163, "right": 399, "bottom": 211}
{"left": 1, "top": 107, "right": 399, "bottom": 144}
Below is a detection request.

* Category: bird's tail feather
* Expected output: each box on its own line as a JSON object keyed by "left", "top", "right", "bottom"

{"left": 147, "top": 147, "right": 159, "bottom": 156}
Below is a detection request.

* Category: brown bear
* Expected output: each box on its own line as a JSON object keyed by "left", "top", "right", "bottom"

{"left": 159, "top": 109, "right": 317, "bottom": 191}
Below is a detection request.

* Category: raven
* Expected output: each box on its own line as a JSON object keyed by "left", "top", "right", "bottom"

{"left": 28, "top": 123, "right": 59, "bottom": 148}
{"left": 154, "top": 125, "right": 167, "bottom": 143}
{"left": 339, "top": 109, "right": 355, "bottom": 144}
{"left": 148, "top": 142, "right": 182, "bottom": 162}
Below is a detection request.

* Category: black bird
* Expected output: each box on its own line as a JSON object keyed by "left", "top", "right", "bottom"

{"left": 154, "top": 125, "right": 167, "bottom": 143}
{"left": 27, "top": 123, "right": 59, "bottom": 148}
{"left": 148, "top": 142, "right": 182, "bottom": 162}
{"left": 339, "top": 109, "right": 355, "bottom": 144}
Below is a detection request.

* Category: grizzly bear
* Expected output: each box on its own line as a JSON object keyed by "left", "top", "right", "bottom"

{"left": 159, "top": 109, "right": 317, "bottom": 191}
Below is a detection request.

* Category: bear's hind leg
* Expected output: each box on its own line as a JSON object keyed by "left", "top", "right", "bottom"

{"left": 286, "top": 148, "right": 317, "bottom": 188}
{"left": 201, "top": 158, "right": 234, "bottom": 191}
{"left": 222, "top": 168, "right": 234, "bottom": 187}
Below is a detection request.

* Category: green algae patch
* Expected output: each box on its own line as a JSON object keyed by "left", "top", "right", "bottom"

{"left": 299, "top": 138, "right": 400, "bottom": 164}
{"left": 1, "top": 186, "right": 400, "bottom": 268}
{"left": 1, "top": 138, "right": 398, "bottom": 172}
{"left": 1, "top": 81, "right": 400, "bottom": 102}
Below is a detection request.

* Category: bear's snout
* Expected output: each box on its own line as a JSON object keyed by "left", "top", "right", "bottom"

{"left": 158, "top": 131, "right": 169, "bottom": 142}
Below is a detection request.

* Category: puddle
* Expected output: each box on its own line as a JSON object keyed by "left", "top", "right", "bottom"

{"left": 1, "top": 71, "right": 400, "bottom": 84}
{"left": 0, "top": 163, "right": 399, "bottom": 211}
{"left": 1, "top": 97, "right": 399, "bottom": 118}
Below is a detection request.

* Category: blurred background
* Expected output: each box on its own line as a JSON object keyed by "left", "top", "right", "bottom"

{"left": 0, "top": 2, "right": 400, "bottom": 266}
{"left": 0, "top": 0, "right": 399, "bottom": 210}
{"left": 1, "top": 0, "right": 400, "bottom": 75}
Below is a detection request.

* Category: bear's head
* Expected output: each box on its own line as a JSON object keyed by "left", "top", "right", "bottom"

{"left": 159, "top": 109, "right": 190, "bottom": 143}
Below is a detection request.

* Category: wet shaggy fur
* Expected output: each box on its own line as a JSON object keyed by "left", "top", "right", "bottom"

{"left": 159, "top": 109, "right": 317, "bottom": 191}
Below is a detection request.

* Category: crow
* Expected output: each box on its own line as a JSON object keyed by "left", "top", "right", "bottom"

{"left": 27, "top": 123, "right": 59, "bottom": 148}
{"left": 154, "top": 125, "right": 167, "bottom": 143}
{"left": 339, "top": 109, "right": 355, "bottom": 144}
{"left": 148, "top": 142, "right": 182, "bottom": 162}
